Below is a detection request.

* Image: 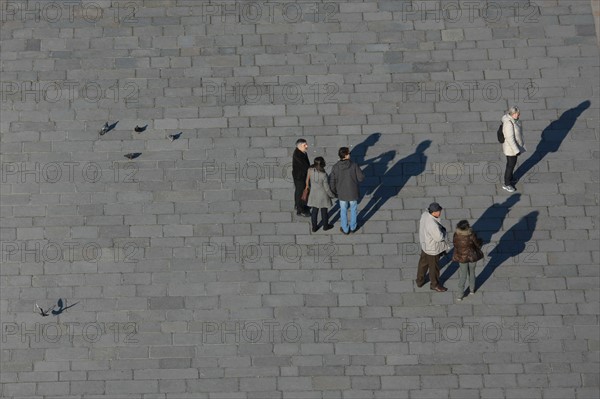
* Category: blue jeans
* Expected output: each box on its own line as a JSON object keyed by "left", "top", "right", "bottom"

{"left": 339, "top": 200, "right": 358, "bottom": 233}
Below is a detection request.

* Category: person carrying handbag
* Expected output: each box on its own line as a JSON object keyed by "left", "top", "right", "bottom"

{"left": 305, "top": 157, "right": 336, "bottom": 232}
{"left": 452, "top": 220, "right": 484, "bottom": 300}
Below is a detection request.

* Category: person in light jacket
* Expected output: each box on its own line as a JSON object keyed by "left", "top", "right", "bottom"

{"left": 329, "top": 147, "right": 365, "bottom": 234}
{"left": 452, "top": 220, "right": 484, "bottom": 300}
{"left": 416, "top": 202, "right": 451, "bottom": 292}
{"left": 306, "top": 157, "right": 336, "bottom": 232}
{"left": 501, "top": 106, "right": 526, "bottom": 193}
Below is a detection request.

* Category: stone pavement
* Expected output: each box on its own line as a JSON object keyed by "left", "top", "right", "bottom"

{"left": 0, "top": 0, "right": 598, "bottom": 398}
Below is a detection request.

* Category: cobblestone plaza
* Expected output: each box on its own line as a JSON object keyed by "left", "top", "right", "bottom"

{"left": 1, "top": 1, "right": 599, "bottom": 398}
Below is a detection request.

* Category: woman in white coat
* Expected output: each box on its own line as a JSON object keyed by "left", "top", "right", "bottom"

{"left": 501, "top": 106, "right": 526, "bottom": 193}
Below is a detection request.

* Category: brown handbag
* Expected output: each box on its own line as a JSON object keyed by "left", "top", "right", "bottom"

{"left": 301, "top": 169, "right": 311, "bottom": 202}
{"left": 471, "top": 246, "right": 484, "bottom": 262}
{"left": 471, "top": 234, "right": 484, "bottom": 261}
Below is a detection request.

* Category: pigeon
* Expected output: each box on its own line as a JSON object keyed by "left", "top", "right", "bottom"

{"left": 134, "top": 124, "right": 147, "bottom": 133}
{"left": 168, "top": 132, "right": 182, "bottom": 141}
{"left": 99, "top": 121, "right": 118, "bottom": 135}
{"left": 99, "top": 122, "right": 109, "bottom": 135}
{"left": 35, "top": 303, "right": 55, "bottom": 317}
{"left": 51, "top": 298, "right": 79, "bottom": 316}
{"left": 124, "top": 152, "right": 142, "bottom": 160}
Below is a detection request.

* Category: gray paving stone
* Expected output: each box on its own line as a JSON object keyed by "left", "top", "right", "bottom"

{"left": 1, "top": 1, "right": 599, "bottom": 398}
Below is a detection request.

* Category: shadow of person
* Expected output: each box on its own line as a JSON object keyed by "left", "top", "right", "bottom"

{"left": 329, "top": 132, "right": 382, "bottom": 225}
{"left": 358, "top": 140, "right": 432, "bottom": 227}
{"left": 472, "top": 193, "right": 522, "bottom": 244}
{"left": 439, "top": 193, "right": 522, "bottom": 286}
{"left": 348, "top": 132, "right": 386, "bottom": 202}
{"left": 350, "top": 133, "right": 382, "bottom": 166}
{"left": 475, "top": 211, "right": 539, "bottom": 290}
{"left": 514, "top": 100, "right": 591, "bottom": 183}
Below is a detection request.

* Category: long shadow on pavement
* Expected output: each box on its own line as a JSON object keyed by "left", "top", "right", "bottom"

{"left": 476, "top": 210, "right": 539, "bottom": 289}
{"left": 439, "top": 193, "right": 522, "bottom": 285}
{"left": 514, "top": 100, "right": 591, "bottom": 183}
{"left": 357, "top": 140, "right": 432, "bottom": 227}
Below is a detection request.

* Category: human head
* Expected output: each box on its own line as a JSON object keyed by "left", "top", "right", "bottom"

{"left": 296, "top": 138, "right": 308, "bottom": 152}
{"left": 456, "top": 220, "right": 470, "bottom": 230}
{"left": 507, "top": 106, "right": 520, "bottom": 120}
{"left": 428, "top": 202, "right": 443, "bottom": 217}
{"left": 312, "top": 156, "right": 326, "bottom": 172}
{"left": 338, "top": 147, "right": 350, "bottom": 160}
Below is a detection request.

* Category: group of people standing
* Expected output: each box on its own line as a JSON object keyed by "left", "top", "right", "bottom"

{"left": 417, "top": 106, "right": 525, "bottom": 298}
{"left": 416, "top": 202, "right": 483, "bottom": 300}
{"left": 293, "top": 139, "right": 365, "bottom": 234}
{"left": 291, "top": 107, "right": 525, "bottom": 299}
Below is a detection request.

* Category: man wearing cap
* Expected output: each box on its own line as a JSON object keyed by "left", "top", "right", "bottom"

{"left": 416, "top": 202, "right": 451, "bottom": 292}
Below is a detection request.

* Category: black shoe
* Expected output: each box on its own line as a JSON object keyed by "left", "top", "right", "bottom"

{"left": 350, "top": 228, "right": 357, "bottom": 234}
{"left": 301, "top": 211, "right": 311, "bottom": 217}
{"left": 340, "top": 227, "right": 349, "bottom": 235}
{"left": 323, "top": 224, "right": 334, "bottom": 231}
{"left": 312, "top": 226, "right": 319, "bottom": 232}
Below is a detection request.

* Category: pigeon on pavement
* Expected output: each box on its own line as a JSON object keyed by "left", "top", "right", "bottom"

{"left": 168, "top": 132, "right": 182, "bottom": 141}
{"left": 124, "top": 152, "right": 142, "bottom": 160}
{"left": 35, "top": 303, "right": 54, "bottom": 317}
{"left": 134, "top": 124, "right": 147, "bottom": 133}
{"left": 99, "top": 121, "right": 118, "bottom": 135}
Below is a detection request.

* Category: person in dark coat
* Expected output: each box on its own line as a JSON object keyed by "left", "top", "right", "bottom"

{"left": 452, "top": 220, "right": 484, "bottom": 300}
{"left": 329, "top": 147, "right": 365, "bottom": 234}
{"left": 306, "top": 157, "right": 336, "bottom": 232}
{"left": 292, "top": 138, "right": 311, "bottom": 217}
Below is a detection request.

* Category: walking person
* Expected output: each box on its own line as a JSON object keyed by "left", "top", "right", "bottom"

{"left": 416, "top": 202, "right": 451, "bottom": 292}
{"left": 452, "top": 220, "right": 484, "bottom": 300}
{"left": 305, "top": 157, "right": 336, "bottom": 232}
{"left": 292, "top": 138, "right": 311, "bottom": 216}
{"left": 329, "top": 147, "right": 365, "bottom": 234}
{"left": 501, "top": 106, "right": 526, "bottom": 193}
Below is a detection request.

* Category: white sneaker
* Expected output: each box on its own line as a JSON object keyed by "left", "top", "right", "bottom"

{"left": 502, "top": 185, "right": 516, "bottom": 193}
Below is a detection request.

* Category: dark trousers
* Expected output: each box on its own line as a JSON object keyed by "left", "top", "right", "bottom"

{"left": 311, "top": 207, "right": 330, "bottom": 228}
{"left": 416, "top": 250, "right": 442, "bottom": 288}
{"left": 294, "top": 179, "right": 308, "bottom": 212}
{"left": 504, "top": 155, "right": 518, "bottom": 186}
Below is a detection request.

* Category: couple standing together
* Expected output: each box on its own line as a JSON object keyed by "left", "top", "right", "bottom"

{"left": 416, "top": 202, "right": 484, "bottom": 300}
{"left": 292, "top": 139, "right": 364, "bottom": 234}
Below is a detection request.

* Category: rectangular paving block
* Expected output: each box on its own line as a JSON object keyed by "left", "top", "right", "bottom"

{"left": 1, "top": 1, "right": 599, "bottom": 399}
